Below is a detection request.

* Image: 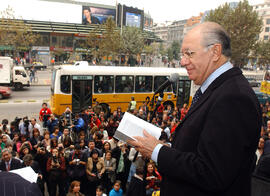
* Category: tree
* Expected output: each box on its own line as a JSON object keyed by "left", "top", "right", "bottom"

{"left": 85, "top": 26, "right": 102, "bottom": 63}
{"left": 143, "top": 42, "right": 159, "bottom": 66}
{"left": 254, "top": 40, "right": 270, "bottom": 68}
{"left": 167, "top": 41, "right": 180, "bottom": 61}
{"left": 205, "top": 0, "right": 262, "bottom": 67}
{"left": 121, "top": 27, "right": 145, "bottom": 66}
{"left": 0, "top": 6, "right": 40, "bottom": 56}
{"left": 99, "top": 17, "right": 122, "bottom": 64}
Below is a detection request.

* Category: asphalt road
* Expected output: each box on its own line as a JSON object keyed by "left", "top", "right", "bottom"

{"left": 0, "top": 86, "right": 51, "bottom": 123}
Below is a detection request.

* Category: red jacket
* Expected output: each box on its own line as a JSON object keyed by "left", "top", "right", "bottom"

{"left": 39, "top": 108, "right": 52, "bottom": 121}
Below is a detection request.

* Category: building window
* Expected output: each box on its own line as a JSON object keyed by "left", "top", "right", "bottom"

{"left": 267, "top": 18, "right": 270, "bottom": 25}
{"left": 264, "top": 35, "right": 269, "bottom": 40}
{"left": 266, "top": 27, "right": 270, "bottom": 32}
{"left": 60, "top": 75, "right": 71, "bottom": 94}
{"left": 94, "top": 75, "right": 114, "bottom": 93}
{"left": 52, "top": 36, "right": 57, "bottom": 44}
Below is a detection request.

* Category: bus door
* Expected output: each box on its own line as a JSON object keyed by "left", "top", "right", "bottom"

{"left": 177, "top": 80, "right": 191, "bottom": 107}
{"left": 72, "top": 75, "right": 93, "bottom": 113}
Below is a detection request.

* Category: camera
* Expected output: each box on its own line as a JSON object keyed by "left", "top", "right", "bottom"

{"left": 24, "top": 119, "right": 30, "bottom": 127}
{"left": 75, "top": 159, "right": 80, "bottom": 165}
{"left": 52, "top": 155, "right": 58, "bottom": 163}
{"left": 40, "top": 147, "right": 45, "bottom": 151}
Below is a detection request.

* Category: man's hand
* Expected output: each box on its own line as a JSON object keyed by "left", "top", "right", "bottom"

{"left": 127, "top": 130, "right": 160, "bottom": 159}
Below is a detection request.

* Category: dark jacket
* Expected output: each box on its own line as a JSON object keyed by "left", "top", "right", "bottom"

{"left": 0, "top": 158, "right": 22, "bottom": 171}
{"left": 157, "top": 67, "right": 261, "bottom": 196}
{"left": 126, "top": 175, "right": 146, "bottom": 196}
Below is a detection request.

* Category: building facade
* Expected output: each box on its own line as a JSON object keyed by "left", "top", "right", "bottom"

{"left": 253, "top": 0, "right": 270, "bottom": 41}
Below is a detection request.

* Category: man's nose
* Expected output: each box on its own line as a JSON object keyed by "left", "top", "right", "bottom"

{"left": 180, "top": 57, "right": 189, "bottom": 67}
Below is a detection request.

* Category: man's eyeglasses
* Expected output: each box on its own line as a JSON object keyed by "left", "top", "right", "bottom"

{"left": 180, "top": 44, "right": 215, "bottom": 60}
{"left": 180, "top": 50, "right": 196, "bottom": 60}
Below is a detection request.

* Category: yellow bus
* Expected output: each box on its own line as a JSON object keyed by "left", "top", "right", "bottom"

{"left": 51, "top": 65, "right": 195, "bottom": 116}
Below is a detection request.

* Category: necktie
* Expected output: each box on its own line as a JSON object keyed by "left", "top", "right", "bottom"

{"left": 7, "top": 162, "right": 10, "bottom": 171}
{"left": 190, "top": 88, "right": 202, "bottom": 108}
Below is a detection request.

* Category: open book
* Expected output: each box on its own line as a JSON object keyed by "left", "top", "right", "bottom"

{"left": 114, "top": 112, "right": 162, "bottom": 142}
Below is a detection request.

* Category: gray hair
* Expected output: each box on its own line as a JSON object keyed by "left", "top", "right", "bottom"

{"left": 2, "top": 148, "right": 11, "bottom": 155}
{"left": 201, "top": 25, "right": 232, "bottom": 58}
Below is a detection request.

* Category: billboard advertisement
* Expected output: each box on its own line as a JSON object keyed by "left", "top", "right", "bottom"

{"left": 125, "top": 12, "right": 141, "bottom": 28}
{"left": 82, "top": 6, "right": 116, "bottom": 25}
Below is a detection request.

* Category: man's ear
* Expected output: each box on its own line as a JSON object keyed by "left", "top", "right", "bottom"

{"left": 212, "top": 44, "right": 222, "bottom": 62}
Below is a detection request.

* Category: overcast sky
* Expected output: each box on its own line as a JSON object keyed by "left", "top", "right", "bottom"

{"left": 0, "top": 0, "right": 265, "bottom": 23}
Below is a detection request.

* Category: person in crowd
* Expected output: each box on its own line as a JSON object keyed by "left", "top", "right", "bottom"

{"left": 47, "top": 148, "right": 66, "bottom": 196}
{"left": 145, "top": 162, "right": 162, "bottom": 196}
{"left": 12, "top": 132, "right": 21, "bottom": 154}
{"left": 109, "top": 180, "right": 123, "bottom": 196}
{"left": 86, "top": 149, "right": 105, "bottom": 196}
{"left": 126, "top": 167, "right": 145, "bottom": 196}
{"left": 128, "top": 96, "right": 136, "bottom": 112}
{"left": 63, "top": 136, "right": 74, "bottom": 160}
{"left": 18, "top": 116, "right": 30, "bottom": 136}
{"left": 137, "top": 108, "right": 147, "bottom": 121}
{"left": 102, "top": 141, "right": 111, "bottom": 158}
{"left": 256, "top": 137, "right": 265, "bottom": 164}
{"left": 96, "top": 185, "right": 107, "bottom": 196}
{"left": 39, "top": 103, "right": 52, "bottom": 128}
{"left": 23, "top": 154, "right": 44, "bottom": 194}
{"left": 67, "top": 144, "right": 87, "bottom": 193}
{"left": 50, "top": 126, "right": 62, "bottom": 140}
{"left": 58, "top": 128, "right": 73, "bottom": 144}
{"left": 35, "top": 145, "right": 50, "bottom": 193}
{"left": 180, "top": 103, "right": 189, "bottom": 121}
{"left": 61, "top": 106, "right": 73, "bottom": 127}
{"left": 0, "top": 148, "right": 22, "bottom": 171}
{"left": 83, "top": 139, "right": 102, "bottom": 158}
{"left": 67, "top": 180, "right": 85, "bottom": 196}
{"left": 93, "top": 101, "right": 103, "bottom": 116}
{"left": 47, "top": 114, "right": 59, "bottom": 134}
{"left": 108, "top": 137, "right": 118, "bottom": 151}
{"left": 71, "top": 113, "right": 85, "bottom": 141}
{"left": 28, "top": 117, "right": 42, "bottom": 137}
{"left": 41, "top": 130, "right": 51, "bottom": 151}
{"left": 90, "top": 113, "right": 101, "bottom": 129}
{"left": 106, "top": 118, "right": 118, "bottom": 139}
{"left": 99, "top": 125, "right": 108, "bottom": 141}
{"left": 127, "top": 147, "right": 144, "bottom": 184}
{"left": 94, "top": 131, "right": 104, "bottom": 150}
{"left": 30, "top": 128, "right": 44, "bottom": 153}
{"left": 103, "top": 150, "right": 116, "bottom": 193}
{"left": 112, "top": 142, "right": 130, "bottom": 193}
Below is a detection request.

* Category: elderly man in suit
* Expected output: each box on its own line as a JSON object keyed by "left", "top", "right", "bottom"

{"left": 129, "top": 22, "right": 261, "bottom": 196}
{"left": 0, "top": 148, "right": 22, "bottom": 171}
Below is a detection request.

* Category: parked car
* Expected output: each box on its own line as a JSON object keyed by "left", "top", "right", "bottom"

{"left": 24, "top": 61, "right": 47, "bottom": 70}
{"left": 0, "top": 86, "right": 12, "bottom": 99}
{"left": 254, "top": 91, "right": 270, "bottom": 105}
{"left": 247, "top": 78, "right": 260, "bottom": 87}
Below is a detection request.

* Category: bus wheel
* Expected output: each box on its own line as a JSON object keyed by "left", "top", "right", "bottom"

{"left": 100, "top": 103, "right": 111, "bottom": 118}
{"left": 163, "top": 101, "right": 174, "bottom": 110}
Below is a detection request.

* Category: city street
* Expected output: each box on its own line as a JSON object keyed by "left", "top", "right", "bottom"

{"left": 0, "top": 86, "right": 50, "bottom": 123}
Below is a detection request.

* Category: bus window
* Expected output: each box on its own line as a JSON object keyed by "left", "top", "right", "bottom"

{"left": 115, "top": 76, "right": 134, "bottom": 93}
{"left": 135, "top": 76, "right": 153, "bottom": 92}
{"left": 60, "top": 75, "right": 71, "bottom": 94}
{"left": 154, "top": 76, "right": 172, "bottom": 92}
{"left": 94, "top": 75, "right": 114, "bottom": 93}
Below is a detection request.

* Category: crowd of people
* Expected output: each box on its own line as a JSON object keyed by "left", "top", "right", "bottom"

{"left": 0, "top": 99, "right": 189, "bottom": 196}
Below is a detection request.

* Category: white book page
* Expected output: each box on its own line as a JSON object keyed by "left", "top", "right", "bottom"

{"left": 116, "top": 112, "right": 162, "bottom": 142}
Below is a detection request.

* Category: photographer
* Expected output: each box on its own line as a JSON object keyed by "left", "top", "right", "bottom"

{"left": 18, "top": 116, "right": 29, "bottom": 136}
{"left": 47, "top": 114, "right": 59, "bottom": 134}
{"left": 0, "top": 119, "right": 10, "bottom": 135}
{"left": 67, "top": 144, "right": 87, "bottom": 194}
{"left": 28, "top": 118, "right": 41, "bottom": 137}
{"left": 39, "top": 103, "right": 52, "bottom": 128}
{"left": 46, "top": 148, "right": 66, "bottom": 196}
{"left": 62, "top": 106, "right": 73, "bottom": 126}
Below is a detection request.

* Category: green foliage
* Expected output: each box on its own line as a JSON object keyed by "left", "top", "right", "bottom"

{"left": 0, "top": 6, "right": 40, "bottom": 54}
{"left": 121, "top": 26, "right": 145, "bottom": 57}
{"left": 254, "top": 40, "right": 270, "bottom": 67}
{"left": 167, "top": 41, "right": 180, "bottom": 61}
{"left": 205, "top": 0, "right": 263, "bottom": 67}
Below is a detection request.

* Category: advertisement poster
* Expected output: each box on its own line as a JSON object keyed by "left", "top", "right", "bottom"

{"left": 126, "top": 12, "right": 141, "bottom": 28}
{"left": 82, "top": 6, "right": 116, "bottom": 25}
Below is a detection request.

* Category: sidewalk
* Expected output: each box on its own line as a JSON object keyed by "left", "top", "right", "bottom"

{"left": 30, "top": 69, "right": 51, "bottom": 86}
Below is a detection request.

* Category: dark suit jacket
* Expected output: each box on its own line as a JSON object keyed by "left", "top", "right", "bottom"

{"left": 157, "top": 67, "right": 261, "bottom": 196}
{"left": 0, "top": 158, "right": 22, "bottom": 171}
{"left": 0, "top": 172, "right": 42, "bottom": 196}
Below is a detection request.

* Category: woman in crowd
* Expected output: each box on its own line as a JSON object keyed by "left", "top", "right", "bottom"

{"left": 103, "top": 150, "right": 116, "bottom": 193}
{"left": 102, "top": 141, "right": 111, "bottom": 159}
{"left": 12, "top": 132, "right": 21, "bottom": 154}
{"left": 47, "top": 148, "right": 66, "bottom": 196}
{"left": 67, "top": 180, "right": 85, "bottom": 196}
{"left": 145, "top": 162, "right": 162, "bottom": 196}
{"left": 30, "top": 128, "right": 44, "bottom": 153}
{"left": 86, "top": 149, "right": 105, "bottom": 196}
{"left": 41, "top": 130, "right": 51, "bottom": 151}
